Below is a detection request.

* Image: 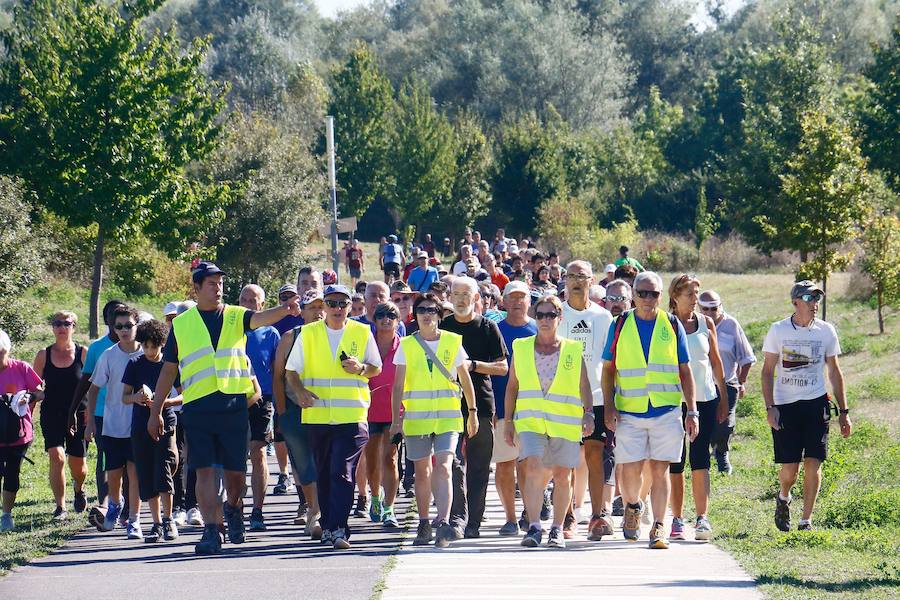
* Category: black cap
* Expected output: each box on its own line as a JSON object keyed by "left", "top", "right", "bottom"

{"left": 192, "top": 261, "right": 226, "bottom": 284}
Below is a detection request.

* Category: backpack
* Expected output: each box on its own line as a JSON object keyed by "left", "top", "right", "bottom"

{"left": 0, "top": 393, "right": 27, "bottom": 445}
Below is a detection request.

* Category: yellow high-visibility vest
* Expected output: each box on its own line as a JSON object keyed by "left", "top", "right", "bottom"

{"left": 173, "top": 305, "right": 254, "bottom": 404}
{"left": 614, "top": 310, "right": 682, "bottom": 413}
{"left": 513, "top": 336, "right": 583, "bottom": 442}
{"left": 299, "top": 319, "right": 371, "bottom": 425}
{"left": 400, "top": 332, "right": 464, "bottom": 436}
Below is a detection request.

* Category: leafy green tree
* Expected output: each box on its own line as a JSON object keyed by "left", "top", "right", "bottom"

{"left": 860, "top": 176, "right": 899, "bottom": 333}
{"left": 777, "top": 107, "right": 870, "bottom": 319}
{"left": 0, "top": 0, "right": 228, "bottom": 336}
{"left": 327, "top": 44, "right": 395, "bottom": 219}
{"left": 435, "top": 112, "right": 492, "bottom": 237}
{"left": 385, "top": 78, "right": 456, "bottom": 231}
{"left": 859, "top": 18, "right": 899, "bottom": 188}
{"left": 0, "top": 177, "right": 43, "bottom": 344}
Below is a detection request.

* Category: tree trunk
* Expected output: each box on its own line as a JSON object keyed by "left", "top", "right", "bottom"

{"left": 821, "top": 273, "right": 827, "bottom": 321}
{"left": 387, "top": 206, "right": 401, "bottom": 234}
{"left": 89, "top": 229, "right": 105, "bottom": 339}
{"left": 877, "top": 286, "right": 884, "bottom": 334}
{"left": 800, "top": 250, "right": 808, "bottom": 262}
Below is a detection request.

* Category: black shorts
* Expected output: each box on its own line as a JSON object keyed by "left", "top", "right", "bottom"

{"left": 40, "top": 407, "right": 88, "bottom": 457}
{"left": 368, "top": 422, "right": 391, "bottom": 436}
{"left": 584, "top": 405, "right": 615, "bottom": 484}
{"left": 102, "top": 435, "right": 133, "bottom": 471}
{"left": 383, "top": 263, "right": 401, "bottom": 278}
{"left": 273, "top": 410, "right": 285, "bottom": 443}
{"left": 670, "top": 398, "right": 719, "bottom": 474}
{"left": 349, "top": 267, "right": 362, "bottom": 279}
{"left": 772, "top": 395, "right": 830, "bottom": 464}
{"left": 131, "top": 429, "right": 178, "bottom": 501}
{"left": 248, "top": 396, "right": 274, "bottom": 443}
{"left": 181, "top": 403, "right": 249, "bottom": 472}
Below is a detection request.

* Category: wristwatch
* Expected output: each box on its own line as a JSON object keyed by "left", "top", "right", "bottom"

{"left": 686, "top": 410, "right": 700, "bottom": 417}
{"left": 469, "top": 360, "right": 477, "bottom": 373}
{"left": 839, "top": 408, "right": 850, "bottom": 415}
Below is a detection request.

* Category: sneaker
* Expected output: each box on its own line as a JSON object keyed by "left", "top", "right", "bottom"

{"left": 163, "top": 518, "right": 179, "bottom": 541}
{"left": 88, "top": 506, "right": 106, "bottom": 529}
{"left": 273, "top": 473, "right": 289, "bottom": 495}
{"left": 521, "top": 525, "right": 542, "bottom": 547}
{"left": 446, "top": 524, "right": 464, "bottom": 541}
{"left": 52, "top": 506, "right": 68, "bottom": 521}
{"left": 611, "top": 495, "right": 624, "bottom": 517}
{"left": 562, "top": 512, "right": 577, "bottom": 539}
{"left": 266, "top": 443, "right": 275, "bottom": 456}
{"left": 413, "top": 520, "right": 433, "bottom": 546}
{"left": 798, "top": 521, "right": 813, "bottom": 531}
{"left": 540, "top": 489, "right": 552, "bottom": 520}
{"left": 381, "top": 507, "right": 400, "bottom": 528}
{"left": 223, "top": 502, "right": 245, "bottom": 544}
{"left": 574, "top": 506, "right": 588, "bottom": 525}
{"left": 670, "top": 517, "right": 686, "bottom": 540}
{"left": 305, "top": 509, "right": 322, "bottom": 539}
{"left": 369, "top": 495, "right": 382, "bottom": 523}
{"left": 649, "top": 521, "right": 669, "bottom": 549}
{"left": 73, "top": 490, "right": 87, "bottom": 513}
{"left": 0, "top": 513, "right": 13, "bottom": 532}
{"left": 145, "top": 523, "right": 163, "bottom": 543}
{"left": 332, "top": 527, "right": 351, "bottom": 550}
{"left": 294, "top": 503, "right": 308, "bottom": 526}
{"left": 100, "top": 503, "right": 121, "bottom": 532}
{"left": 463, "top": 524, "right": 480, "bottom": 539}
{"left": 173, "top": 508, "right": 187, "bottom": 527}
{"left": 195, "top": 524, "right": 223, "bottom": 555}
{"left": 623, "top": 502, "right": 642, "bottom": 541}
{"left": 127, "top": 520, "right": 144, "bottom": 540}
{"left": 715, "top": 450, "right": 733, "bottom": 474}
{"left": 320, "top": 528, "right": 333, "bottom": 545}
{"left": 775, "top": 495, "right": 791, "bottom": 532}
{"left": 403, "top": 487, "right": 414, "bottom": 498}
{"left": 641, "top": 502, "right": 651, "bottom": 525}
{"left": 187, "top": 507, "right": 204, "bottom": 527}
{"left": 435, "top": 522, "right": 456, "bottom": 548}
{"left": 588, "top": 513, "right": 614, "bottom": 541}
{"left": 694, "top": 516, "right": 712, "bottom": 541}
{"left": 518, "top": 509, "right": 528, "bottom": 532}
{"left": 499, "top": 521, "right": 519, "bottom": 536}
{"left": 249, "top": 508, "right": 266, "bottom": 532}
{"left": 352, "top": 494, "right": 368, "bottom": 518}
{"left": 547, "top": 525, "right": 565, "bottom": 548}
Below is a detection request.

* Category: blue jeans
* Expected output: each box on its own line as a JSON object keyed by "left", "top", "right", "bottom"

{"left": 278, "top": 402, "right": 316, "bottom": 486}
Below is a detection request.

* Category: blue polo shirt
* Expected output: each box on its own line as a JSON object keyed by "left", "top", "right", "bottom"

{"left": 491, "top": 318, "right": 537, "bottom": 419}
{"left": 245, "top": 326, "right": 281, "bottom": 396}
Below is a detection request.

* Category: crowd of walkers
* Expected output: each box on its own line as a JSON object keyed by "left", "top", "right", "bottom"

{"left": 0, "top": 228, "right": 852, "bottom": 554}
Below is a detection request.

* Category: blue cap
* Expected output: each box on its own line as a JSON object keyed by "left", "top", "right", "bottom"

{"left": 191, "top": 261, "right": 226, "bottom": 284}
{"left": 323, "top": 284, "right": 352, "bottom": 299}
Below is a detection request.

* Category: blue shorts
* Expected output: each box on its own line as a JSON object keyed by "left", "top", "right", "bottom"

{"left": 278, "top": 401, "right": 317, "bottom": 486}
{"left": 181, "top": 402, "right": 249, "bottom": 472}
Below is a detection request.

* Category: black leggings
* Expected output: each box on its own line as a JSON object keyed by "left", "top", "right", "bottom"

{"left": 670, "top": 398, "right": 719, "bottom": 474}
{"left": 0, "top": 443, "right": 31, "bottom": 493}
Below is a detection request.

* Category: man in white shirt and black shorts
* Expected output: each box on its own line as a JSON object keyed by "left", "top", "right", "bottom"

{"left": 761, "top": 281, "right": 852, "bottom": 532}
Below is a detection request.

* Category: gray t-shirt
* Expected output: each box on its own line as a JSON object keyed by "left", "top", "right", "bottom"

{"left": 714, "top": 313, "right": 757, "bottom": 384}
{"left": 90, "top": 343, "right": 144, "bottom": 438}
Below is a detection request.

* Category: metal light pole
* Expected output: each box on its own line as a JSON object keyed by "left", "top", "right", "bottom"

{"left": 326, "top": 116, "right": 340, "bottom": 278}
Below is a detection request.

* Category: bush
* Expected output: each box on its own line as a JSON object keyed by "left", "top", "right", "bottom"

{"left": 635, "top": 231, "right": 699, "bottom": 272}
{"left": 109, "top": 243, "right": 193, "bottom": 300}
{"left": 700, "top": 233, "right": 798, "bottom": 273}
{"left": 32, "top": 209, "right": 95, "bottom": 284}
{"left": 0, "top": 177, "right": 44, "bottom": 343}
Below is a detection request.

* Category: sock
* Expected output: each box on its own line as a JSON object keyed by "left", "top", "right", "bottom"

{"left": 799, "top": 518, "right": 811, "bottom": 526}
{"left": 627, "top": 502, "right": 642, "bottom": 510}
{"left": 778, "top": 492, "right": 791, "bottom": 502}
{"left": 529, "top": 521, "right": 541, "bottom": 530}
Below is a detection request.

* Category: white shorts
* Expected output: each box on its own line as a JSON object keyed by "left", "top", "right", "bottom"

{"left": 491, "top": 419, "right": 519, "bottom": 463}
{"left": 614, "top": 409, "right": 684, "bottom": 464}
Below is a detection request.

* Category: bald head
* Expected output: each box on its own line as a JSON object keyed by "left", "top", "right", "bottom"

{"left": 239, "top": 284, "right": 265, "bottom": 311}
{"left": 365, "top": 281, "right": 390, "bottom": 318}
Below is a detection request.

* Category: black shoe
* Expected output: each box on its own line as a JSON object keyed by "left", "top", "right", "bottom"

{"left": 163, "top": 518, "right": 179, "bottom": 541}
{"left": 540, "top": 489, "right": 551, "bottom": 520}
{"left": 413, "top": 520, "right": 433, "bottom": 546}
{"left": 435, "top": 522, "right": 455, "bottom": 548}
{"left": 611, "top": 495, "right": 624, "bottom": 517}
{"left": 249, "top": 508, "right": 266, "bottom": 532}
{"left": 798, "top": 522, "right": 813, "bottom": 531}
{"left": 716, "top": 451, "right": 733, "bottom": 474}
{"left": 195, "top": 524, "right": 223, "bottom": 555}
{"left": 463, "top": 524, "right": 480, "bottom": 539}
{"left": 73, "top": 490, "right": 87, "bottom": 513}
{"left": 775, "top": 495, "right": 791, "bottom": 532}
{"left": 224, "top": 502, "right": 245, "bottom": 544}
{"left": 52, "top": 505, "right": 68, "bottom": 521}
{"left": 403, "top": 488, "right": 415, "bottom": 498}
{"left": 145, "top": 523, "right": 163, "bottom": 543}
{"left": 352, "top": 494, "right": 368, "bottom": 518}
{"left": 518, "top": 510, "right": 528, "bottom": 532}
{"left": 521, "top": 525, "right": 542, "bottom": 547}
{"left": 273, "top": 473, "right": 288, "bottom": 495}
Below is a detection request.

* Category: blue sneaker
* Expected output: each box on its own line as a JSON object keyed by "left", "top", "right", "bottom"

{"left": 101, "top": 503, "right": 121, "bottom": 532}
{"left": 127, "top": 520, "right": 144, "bottom": 540}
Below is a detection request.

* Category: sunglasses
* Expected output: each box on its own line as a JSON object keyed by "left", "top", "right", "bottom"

{"left": 605, "top": 294, "right": 626, "bottom": 303}
{"left": 52, "top": 320, "right": 74, "bottom": 328}
{"left": 700, "top": 305, "right": 720, "bottom": 312}
{"left": 114, "top": 322, "right": 136, "bottom": 330}
{"left": 799, "top": 293, "right": 823, "bottom": 302}
{"left": 374, "top": 311, "right": 398, "bottom": 321}
{"left": 392, "top": 296, "right": 412, "bottom": 303}
{"left": 415, "top": 306, "right": 441, "bottom": 315}
{"left": 535, "top": 310, "right": 560, "bottom": 320}
{"left": 635, "top": 290, "right": 661, "bottom": 299}
{"left": 279, "top": 294, "right": 297, "bottom": 302}
{"left": 324, "top": 299, "right": 350, "bottom": 308}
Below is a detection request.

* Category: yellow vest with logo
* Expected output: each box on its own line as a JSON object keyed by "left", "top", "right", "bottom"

{"left": 299, "top": 319, "right": 371, "bottom": 425}
{"left": 173, "top": 305, "right": 254, "bottom": 404}
{"left": 513, "top": 337, "right": 583, "bottom": 442}
{"left": 400, "top": 332, "right": 464, "bottom": 436}
{"left": 614, "top": 309, "right": 682, "bottom": 412}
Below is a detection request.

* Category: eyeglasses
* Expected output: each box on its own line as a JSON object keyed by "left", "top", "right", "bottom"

{"left": 605, "top": 294, "right": 626, "bottom": 303}
{"left": 635, "top": 289, "right": 661, "bottom": 299}
{"left": 535, "top": 310, "right": 560, "bottom": 320}
{"left": 799, "top": 293, "right": 822, "bottom": 303}
{"left": 415, "top": 306, "right": 441, "bottom": 315}
{"left": 699, "top": 305, "right": 720, "bottom": 312}
{"left": 278, "top": 294, "right": 297, "bottom": 302}
{"left": 52, "top": 320, "right": 74, "bottom": 328}
{"left": 114, "top": 323, "right": 136, "bottom": 330}
{"left": 374, "top": 311, "right": 398, "bottom": 321}
{"left": 392, "top": 296, "right": 412, "bottom": 303}
{"left": 324, "top": 299, "right": 350, "bottom": 308}
{"left": 568, "top": 274, "right": 591, "bottom": 281}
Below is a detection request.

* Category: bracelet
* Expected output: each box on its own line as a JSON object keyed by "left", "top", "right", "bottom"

{"left": 766, "top": 405, "right": 777, "bottom": 411}
{"left": 686, "top": 410, "right": 699, "bottom": 417}
{"left": 468, "top": 408, "right": 477, "bottom": 412}
{"left": 839, "top": 408, "right": 850, "bottom": 415}
{"left": 584, "top": 412, "right": 595, "bottom": 419}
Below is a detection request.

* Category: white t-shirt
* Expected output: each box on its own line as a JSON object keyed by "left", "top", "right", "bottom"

{"left": 285, "top": 324, "right": 382, "bottom": 374}
{"left": 762, "top": 317, "right": 841, "bottom": 405}
{"left": 90, "top": 343, "right": 144, "bottom": 438}
{"left": 560, "top": 301, "right": 613, "bottom": 406}
{"left": 393, "top": 337, "right": 469, "bottom": 379}
{"left": 452, "top": 260, "right": 468, "bottom": 276}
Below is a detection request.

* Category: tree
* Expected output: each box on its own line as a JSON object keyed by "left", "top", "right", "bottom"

{"left": 327, "top": 44, "right": 395, "bottom": 219}
{"left": 860, "top": 176, "right": 899, "bottom": 333}
{"left": 859, "top": 18, "right": 900, "bottom": 189}
{"left": 777, "top": 107, "right": 870, "bottom": 319}
{"left": 0, "top": 0, "right": 228, "bottom": 336}
{"left": 436, "top": 112, "right": 492, "bottom": 236}
{"left": 385, "top": 78, "right": 456, "bottom": 232}
{"left": 0, "top": 177, "right": 43, "bottom": 344}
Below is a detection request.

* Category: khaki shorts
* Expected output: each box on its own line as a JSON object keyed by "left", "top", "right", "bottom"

{"left": 492, "top": 419, "right": 519, "bottom": 463}
{"left": 614, "top": 408, "right": 684, "bottom": 465}
{"left": 518, "top": 431, "right": 580, "bottom": 469}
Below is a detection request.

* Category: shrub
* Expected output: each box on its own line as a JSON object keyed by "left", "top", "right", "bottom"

{"left": 635, "top": 231, "right": 699, "bottom": 272}
{"left": 818, "top": 488, "right": 900, "bottom": 528}
{"left": 700, "top": 233, "right": 798, "bottom": 273}
{"left": 0, "top": 177, "right": 44, "bottom": 343}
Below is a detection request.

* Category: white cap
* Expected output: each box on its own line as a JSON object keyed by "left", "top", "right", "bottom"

{"left": 605, "top": 264, "right": 616, "bottom": 273}
{"left": 503, "top": 280, "right": 530, "bottom": 298}
{"left": 163, "top": 301, "right": 180, "bottom": 316}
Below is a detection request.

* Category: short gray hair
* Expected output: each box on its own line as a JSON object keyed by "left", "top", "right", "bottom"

{"left": 634, "top": 271, "right": 663, "bottom": 290}
{"left": 606, "top": 279, "right": 632, "bottom": 297}
{"left": 451, "top": 276, "right": 478, "bottom": 295}
{"left": 565, "top": 259, "right": 592, "bottom": 275}
{"left": 0, "top": 329, "right": 10, "bottom": 353}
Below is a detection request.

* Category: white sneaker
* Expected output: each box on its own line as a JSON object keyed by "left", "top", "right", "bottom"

{"left": 641, "top": 503, "right": 651, "bottom": 525}
{"left": 187, "top": 507, "right": 204, "bottom": 526}
{"left": 127, "top": 520, "right": 144, "bottom": 540}
{"left": 173, "top": 509, "right": 187, "bottom": 527}
{"left": 574, "top": 506, "right": 589, "bottom": 525}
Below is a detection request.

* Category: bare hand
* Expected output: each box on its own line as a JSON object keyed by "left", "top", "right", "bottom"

{"left": 389, "top": 420, "right": 402, "bottom": 438}
{"left": 84, "top": 420, "right": 95, "bottom": 443}
{"left": 604, "top": 404, "right": 619, "bottom": 433}
{"left": 582, "top": 413, "right": 595, "bottom": 438}
{"left": 766, "top": 407, "right": 780, "bottom": 431}
{"left": 685, "top": 414, "right": 699, "bottom": 442}
{"left": 738, "top": 384, "right": 746, "bottom": 399}
{"left": 297, "top": 387, "right": 319, "bottom": 409}
{"left": 284, "top": 296, "right": 301, "bottom": 316}
{"left": 341, "top": 357, "right": 363, "bottom": 375}
{"left": 839, "top": 413, "right": 852, "bottom": 438}
{"left": 716, "top": 398, "right": 730, "bottom": 424}
{"left": 147, "top": 414, "right": 164, "bottom": 442}
{"left": 466, "top": 415, "right": 479, "bottom": 439}
{"left": 504, "top": 420, "right": 516, "bottom": 447}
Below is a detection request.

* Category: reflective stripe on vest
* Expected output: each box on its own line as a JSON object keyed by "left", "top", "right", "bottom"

{"left": 613, "top": 310, "right": 682, "bottom": 413}
{"left": 512, "top": 336, "right": 583, "bottom": 442}
{"left": 299, "top": 320, "right": 371, "bottom": 424}
{"left": 173, "top": 305, "right": 254, "bottom": 404}
{"left": 400, "top": 332, "right": 464, "bottom": 436}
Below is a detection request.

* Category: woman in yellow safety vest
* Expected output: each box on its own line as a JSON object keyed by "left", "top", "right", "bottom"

{"left": 503, "top": 294, "right": 594, "bottom": 550}
{"left": 390, "top": 292, "right": 478, "bottom": 549}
